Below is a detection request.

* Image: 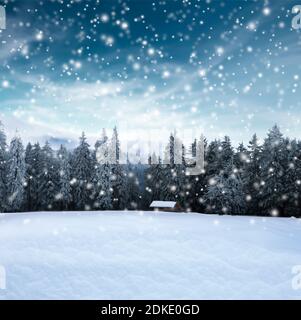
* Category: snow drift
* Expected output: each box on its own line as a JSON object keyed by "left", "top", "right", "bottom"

{"left": 0, "top": 211, "right": 300, "bottom": 300}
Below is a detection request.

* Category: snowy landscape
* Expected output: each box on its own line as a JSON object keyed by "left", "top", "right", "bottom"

{"left": 1, "top": 122, "right": 301, "bottom": 218}
{"left": 0, "top": 210, "right": 301, "bottom": 300}
{"left": 1, "top": 0, "right": 301, "bottom": 302}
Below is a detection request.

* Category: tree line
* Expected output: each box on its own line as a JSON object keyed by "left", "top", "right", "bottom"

{"left": 0, "top": 122, "right": 300, "bottom": 217}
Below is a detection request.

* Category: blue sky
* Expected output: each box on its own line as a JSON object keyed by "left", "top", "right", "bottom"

{"left": 0, "top": 0, "right": 301, "bottom": 146}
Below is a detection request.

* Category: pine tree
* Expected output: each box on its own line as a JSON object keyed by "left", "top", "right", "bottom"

{"left": 93, "top": 129, "right": 112, "bottom": 210}
{"left": 0, "top": 123, "right": 8, "bottom": 212}
{"left": 160, "top": 132, "right": 186, "bottom": 203}
{"left": 169, "top": 133, "right": 175, "bottom": 166}
{"left": 187, "top": 136, "right": 207, "bottom": 212}
{"left": 30, "top": 143, "right": 44, "bottom": 211}
{"left": 111, "top": 126, "right": 120, "bottom": 163}
{"left": 24, "top": 143, "right": 35, "bottom": 211}
{"left": 162, "top": 146, "right": 175, "bottom": 200}
{"left": 205, "top": 140, "right": 222, "bottom": 178}
{"left": 145, "top": 153, "right": 165, "bottom": 203}
{"left": 134, "top": 158, "right": 146, "bottom": 208}
{"left": 121, "top": 159, "right": 141, "bottom": 210}
{"left": 110, "top": 127, "right": 125, "bottom": 209}
{"left": 280, "top": 138, "right": 301, "bottom": 217}
{"left": 205, "top": 164, "right": 245, "bottom": 215}
{"left": 57, "top": 145, "right": 72, "bottom": 210}
{"left": 190, "top": 139, "right": 197, "bottom": 158}
{"left": 7, "top": 135, "right": 26, "bottom": 212}
{"left": 259, "top": 125, "right": 288, "bottom": 216}
{"left": 221, "top": 136, "right": 234, "bottom": 168}
{"left": 243, "top": 134, "right": 262, "bottom": 215}
{"left": 234, "top": 143, "right": 248, "bottom": 172}
{"left": 71, "top": 133, "right": 93, "bottom": 210}
{"left": 294, "top": 140, "right": 301, "bottom": 217}
{"left": 92, "top": 128, "right": 109, "bottom": 185}
{"left": 39, "top": 142, "right": 58, "bottom": 210}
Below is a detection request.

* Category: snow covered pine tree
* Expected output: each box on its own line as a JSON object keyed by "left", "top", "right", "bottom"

{"left": 7, "top": 135, "right": 26, "bottom": 212}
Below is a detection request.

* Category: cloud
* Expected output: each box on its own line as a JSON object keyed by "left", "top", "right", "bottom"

{"left": 0, "top": 64, "right": 298, "bottom": 148}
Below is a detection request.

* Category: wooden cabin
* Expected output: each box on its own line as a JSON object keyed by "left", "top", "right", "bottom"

{"left": 150, "top": 201, "right": 182, "bottom": 212}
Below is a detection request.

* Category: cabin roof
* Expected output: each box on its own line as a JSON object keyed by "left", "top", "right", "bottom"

{"left": 150, "top": 201, "right": 177, "bottom": 208}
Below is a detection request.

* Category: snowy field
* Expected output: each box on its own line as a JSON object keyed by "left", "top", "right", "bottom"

{"left": 0, "top": 211, "right": 301, "bottom": 300}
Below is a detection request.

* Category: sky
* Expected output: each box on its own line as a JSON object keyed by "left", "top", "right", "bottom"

{"left": 0, "top": 0, "right": 301, "bottom": 147}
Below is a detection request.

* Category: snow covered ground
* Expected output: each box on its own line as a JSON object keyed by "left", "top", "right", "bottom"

{"left": 0, "top": 211, "right": 301, "bottom": 300}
